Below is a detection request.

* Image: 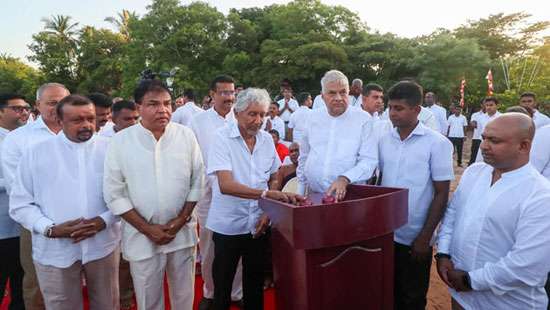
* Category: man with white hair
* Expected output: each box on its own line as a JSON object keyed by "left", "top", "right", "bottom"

{"left": 349, "top": 78, "right": 363, "bottom": 107}
{"left": 2, "top": 82, "right": 70, "bottom": 310}
{"left": 297, "top": 70, "right": 377, "bottom": 201}
{"left": 207, "top": 88, "right": 303, "bottom": 309}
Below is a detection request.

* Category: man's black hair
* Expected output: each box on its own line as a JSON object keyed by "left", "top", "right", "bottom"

{"left": 183, "top": 89, "right": 195, "bottom": 101}
{"left": 134, "top": 79, "right": 171, "bottom": 104}
{"left": 387, "top": 81, "right": 423, "bottom": 106}
{"left": 520, "top": 92, "right": 536, "bottom": 100}
{"left": 88, "top": 92, "right": 113, "bottom": 109}
{"left": 362, "top": 83, "right": 384, "bottom": 97}
{"left": 209, "top": 75, "right": 235, "bottom": 91}
{"left": 483, "top": 96, "right": 499, "bottom": 105}
{"left": 0, "top": 93, "right": 26, "bottom": 108}
{"left": 112, "top": 100, "right": 137, "bottom": 117}
{"left": 56, "top": 95, "right": 93, "bottom": 120}
{"left": 268, "top": 129, "right": 280, "bottom": 138}
{"left": 296, "top": 92, "right": 311, "bottom": 106}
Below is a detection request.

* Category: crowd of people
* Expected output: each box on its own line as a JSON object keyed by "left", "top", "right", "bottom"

{"left": 0, "top": 68, "right": 549, "bottom": 310}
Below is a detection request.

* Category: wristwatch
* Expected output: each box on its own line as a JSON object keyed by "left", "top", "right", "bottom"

{"left": 44, "top": 224, "right": 55, "bottom": 238}
{"left": 463, "top": 272, "right": 472, "bottom": 290}
{"left": 434, "top": 253, "right": 452, "bottom": 260}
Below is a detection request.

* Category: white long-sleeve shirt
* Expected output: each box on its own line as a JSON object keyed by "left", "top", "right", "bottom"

{"left": 437, "top": 163, "right": 550, "bottom": 310}
{"left": 427, "top": 104, "right": 448, "bottom": 136}
{"left": 9, "top": 133, "right": 120, "bottom": 268}
{"left": 171, "top": 102, "right": 204, "bottom": 127}
{"left": 1, "top": 117, "right": 58, "bottom": 194}
{"left": 287, "top": 105, "right": 311, "bottom": 144}
{"left": 533, "top": 110, "right": 550, "bottom": 129}
{"left": 103, "top": 122, "right": 204, "bottom": 261}
{"left": 297, "top": 106, "right": 378, "bottom": 194}
{"left": 379, "top": 121, "right": 454, "bottom": 245}
{"left": 531, "top": 124, "right": 550, "bottom": 180}
{"left": 0, "top": 128, "right": 19, "bottom": 239}
{"left": 190, "top": 108, "right": 235, "bottom": 223}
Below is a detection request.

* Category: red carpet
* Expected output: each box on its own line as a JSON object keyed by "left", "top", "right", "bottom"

{"left": 1, "top": 275, "right": 276, "bottom": 310}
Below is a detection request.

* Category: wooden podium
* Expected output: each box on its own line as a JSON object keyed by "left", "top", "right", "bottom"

{"left": 260, "top": 185, "right": 408, "bottom": 310}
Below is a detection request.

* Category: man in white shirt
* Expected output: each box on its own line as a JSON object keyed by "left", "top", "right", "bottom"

{"left": 99, "top": 100, "right": 140, "bottom": 138}
{"left": 312, "top": 94, "right": 326, "bottom": 110}
{"left": 519, "top": 92, "right": 550, "bottom": 129}
{"left": 207, "top": 88, "right": 302, "bottom": 310}
{"left": 436, "top": 113, "right": 550, "bottom": 310}
{"left": 474, "top": 97, "right": 502, "bottom": 163}
{"left": 379, "top": 81, "right": 454, "bottom": 310}
{"left": 276, "top": 87, "right": 299, "bottom": 125}
{"left": 0, "top": 93, "right": 31, "bottom": 310}
{"left": 267, "top": 102, "right": 286, "bottom": 141}
{"left": 447, "top": 106, "right": 468, "bottom": 167}
{"left": 189, "top": 75, "right": 243, "bottom": 309}
{"left": 104, "top": 80, "right": 204, "bottom": 310}
{"left": 425, "top": 92, "right": 448, "bottom": 136}
{"left": 531, "top": 124, "right": 550, "bottom": 180}
{"left": 382, "top": 105, "right": 440, "bottom": 132}
{"left": 171, "top": 89, "right": 203, "bottom": 127}
{"left": 88, "top": 92, "right": 113, "bottom": 132}
{"left": 10, "top": 95, "right": 121, "bottom": 310}
{"left": 297, "top": 70, "right": 378, "bottom": 201}
{"left": 360, "top": 83, "right": 384, "bottom": 121}
{"left": 349, "top": 78, "right": 363, "bottom": 107}
{"left": 468, "top": 101, "right": 485, "bottom": 166}
{"left": 2, "top": 82, "right": 69, "bottom": 310}
{"left": 287, "top": 92, "right": 312, "bottom": 144}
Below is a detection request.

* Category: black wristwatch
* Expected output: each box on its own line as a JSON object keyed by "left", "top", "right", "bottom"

{"left": 434, "top": 253, "right": 452, "bottom": 260}
{"left": 463, "top": 272, "right": 472, "bottom": 290}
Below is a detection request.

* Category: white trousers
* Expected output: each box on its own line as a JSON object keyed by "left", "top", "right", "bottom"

{"left": 129, "top": 247, "right": 196, "bottom": 310}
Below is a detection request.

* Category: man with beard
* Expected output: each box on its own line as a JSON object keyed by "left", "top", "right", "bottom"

{"left": 207, "top": 88, "right": 303, "bottom": 309}
{"left": 0, "top": 93, "right": 31, "bottom": 310}
{"left": 9, "top": 95, "right": 121, "bottom": 310}
{"left": 2, "top": 82, "right": 70, "bottom": 310}
{"left": 99, "top": 100, "right": 140, "bottom": 138}
{"left": 104, "top": 80, "right": 204, "bottom": 310}
{"left": 88, "top": 92, "right": 113, "bottom": 132}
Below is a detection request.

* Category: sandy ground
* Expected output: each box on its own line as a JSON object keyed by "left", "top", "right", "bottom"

{"left": 426, "top": 132, "right": 473, "bottom": 310}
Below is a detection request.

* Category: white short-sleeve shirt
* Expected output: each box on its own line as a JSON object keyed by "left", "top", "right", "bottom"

{"left": 470, "top": 111, "right": 485, "bottom": 140}
{"left": 447, "top": 114, "right": 468, "bottom": 138}
{"left": 277, "top": 98, "right": 299, "bottom": 122}
{"left": 378, "top": 121, "right": 454, "bottom": 245}
{"left": 206, "top": 121, "right": 281, "bottom": 235}
{"left": 287, "top": 106, "right": 311, "bottom": 144}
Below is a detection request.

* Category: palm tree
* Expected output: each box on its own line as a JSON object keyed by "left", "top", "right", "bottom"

{"left": 105, "top": 9, "right": 136, "bottom": 40}
{"left": 41, "top": 15, "right": 79, "bottom": 43}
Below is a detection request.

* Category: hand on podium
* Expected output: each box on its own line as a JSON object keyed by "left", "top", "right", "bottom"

{"left": 265, "top": 190, "right": 305, "bottom": 205}
{"left": 326, "top": 176, "right": 350, "bottom": 202}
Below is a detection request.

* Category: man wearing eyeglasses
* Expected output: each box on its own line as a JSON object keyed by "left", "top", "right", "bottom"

{"left": 0, "top": 93, "right": 31, "bottom": 310}
{"left": 2, "top": 83, "right": 70, "bottom": 310}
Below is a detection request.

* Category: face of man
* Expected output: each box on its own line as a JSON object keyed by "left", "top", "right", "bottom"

{"left": 484, "top": 101, "right": 498, "bottom": 116}
{"left": 289, "top": 143, "right": 300, "bottom": 165}
{"left": 322, "top": 81, "right": 349, "bottom": 117}
{"left": 270, "top": 132, "right": 279, "bottom": 145}
{"left": 175, "top": 97, "right": 185, "bottom": 108}
{"left": 235, "top": 103, "right": 267, "bottom": 138}
{"left": 388, "top": 99, "right": 420, "bottom": 128}
{"left": 282, "top": 88, "right": 292, "bottom": 99}
{"left": 350, "top": 83, "right": 362, "bottom": 97}
{"left": 95, "top": 106, "right": 111, "bottom": 131}
{"left": 519, "top": 96, "right": 536, "bottom": 110}
{"left": 61, "top": 104, "right": 96, "bottom": 142}
{"left": 304, "top": 95, "right": 313, "bottom": 108}
{"left": 454, "top": 107, "right": 462, "bottom": 116}
{"left": 424, "top": 92, "right": 435, "bottom": 106}
{"left": 137, "top": 90, "right": 172, "bottom": 133}
{"left": 212, "top": 82, "right": 235, "bottom": 115}
{"left": 0, "top": 98, "right": 31, "bottom": 130}
{"left": 362, "top": 90, "right": 384, "bottom": 114}
{"left": 37, "top": 86, "right": 70, "bottom": 125}
{"left": 480, "top": 118, "right": 530, "bottom": 169}
{"left": 269, "top": 103, "right": 279, "bottom": 118}
{"left": 113, "top": 108, "right": 140, "bottom": 132}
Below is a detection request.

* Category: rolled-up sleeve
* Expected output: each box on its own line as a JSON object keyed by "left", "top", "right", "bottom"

{"left": 103, "top": 143, "right": 134, "bottom": 216}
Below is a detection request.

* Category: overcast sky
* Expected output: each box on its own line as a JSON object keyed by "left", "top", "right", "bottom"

{"left": 1, "top": 0, "right": 548, "bottom": 64}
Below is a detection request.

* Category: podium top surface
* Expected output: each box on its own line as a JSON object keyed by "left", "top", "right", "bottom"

{"left": 260, "top": 185, "right": 408, "bottom": 250}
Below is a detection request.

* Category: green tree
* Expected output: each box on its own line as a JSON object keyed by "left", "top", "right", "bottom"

{"left": 0, "top": 54, "right": 43, "bottom": 101}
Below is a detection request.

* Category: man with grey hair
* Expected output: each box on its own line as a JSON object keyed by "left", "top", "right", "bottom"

{"left": 349, "top": 78, "right": 363, "bottom": 107}
{"left": 2, "top": 82, "right": 70, "bottom": 310}
{"left": 207, "top": 87, "right": 303, "bottom": 309}
{"left": 297, "top": 70, "right": 378, "bottom": 201}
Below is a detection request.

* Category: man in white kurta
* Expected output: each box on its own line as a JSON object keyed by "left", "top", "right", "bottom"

{"left": 171, "top": 90, "right": 203, "bottom": 127}
{"left": 104, "top": 80, "right": 204, "bottom": 310}
{"left": 297, "top": 70, "right": 377, "bottom": 199}
{"left": 189, "top": 75, "right": 243, "bottom": 308}
{"left": 287, "top": 92, "right": 312, "bottom": 144}
{"left": 276, "top": 88, "right": 299, "bottom": 124}
{"left": 9, "top": 95, "right": 120, "bottom": 310}
{"left": 436, "top": 113, "right": 550, "bottom": 310}
{"left": 424, "top": 92, "right": 448, "bottom": 136}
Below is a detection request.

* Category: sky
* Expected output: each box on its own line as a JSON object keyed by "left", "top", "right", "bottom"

{"left": 1, "top": 0, "right": 549, "bottom": 65}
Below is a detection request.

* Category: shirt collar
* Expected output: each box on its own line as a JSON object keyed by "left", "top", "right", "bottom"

{"left": 228, "top": 120, "right": 265, "bottom": 144}
{"left": 500, "top": 163, "right": 532, "bottom": 180}
{"left": 33, "top": 116, "right": 58, "bottom": 136}
{"left": 137, "top": 121, "right": 172, "bottom": 139}
{"left": 391, "top": 121, "right": 426, "bottom": 141}
{"left": 0, "top": 127, "right": 10, "bottom": 135}
{"left": 209, "top": 107, "right": 234, "bottom": 121}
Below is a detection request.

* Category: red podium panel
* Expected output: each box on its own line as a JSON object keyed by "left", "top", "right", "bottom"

{"left": 260, "top": 185, "right": 408, "bottom": 310}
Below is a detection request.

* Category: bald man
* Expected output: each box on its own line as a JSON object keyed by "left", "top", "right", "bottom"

{"left": 436, "top": 113, "right": 550, "bottom": 310}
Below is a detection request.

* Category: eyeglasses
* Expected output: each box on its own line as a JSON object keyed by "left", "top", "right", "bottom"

{"left": 4, "top": 106, "right": 31, "bottom": 113}
{"left": 216, "top": 90, "right": 236, "bottom": 97}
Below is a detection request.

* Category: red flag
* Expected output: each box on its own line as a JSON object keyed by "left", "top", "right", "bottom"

{"left": 485, "top": 69, "right": 494, "bottom": 96}
{"left": 459, "top": 79, "right": 466, "bottom": 107}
